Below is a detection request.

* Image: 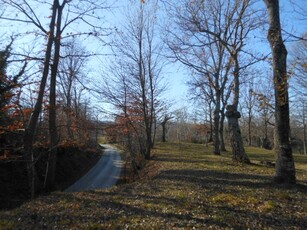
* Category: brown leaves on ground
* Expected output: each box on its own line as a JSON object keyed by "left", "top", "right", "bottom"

{"left": 0, "top": 142, "right": 306, "bottom": 229}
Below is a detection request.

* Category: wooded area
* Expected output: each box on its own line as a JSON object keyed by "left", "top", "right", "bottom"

{"left": 0, "top": 0, "right": 306, "bottom": 222}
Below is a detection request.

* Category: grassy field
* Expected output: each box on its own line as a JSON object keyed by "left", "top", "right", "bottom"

{"left": 0, "top": 142, "right": 306, "bottom": 229}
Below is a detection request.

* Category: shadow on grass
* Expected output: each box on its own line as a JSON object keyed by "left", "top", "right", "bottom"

{"left": 155, "top": 155, "right": 211, "bottom": 164}
{"left": 158, "top": 169, "right": 307, "bottom": 191}
{"left": 62, "top": 187, "right": 305, "bottom": 228}
{"left": 210, "top": 203, "right": 306, "bottom": 229}
{"left": 65, "top": 191, "right": 230, "bottom": 228}
{"left": 6, "top": 177, "right": 306, "bottom": 229}
{"left": 15, "top": 190, "right": 227, "bottom": 228}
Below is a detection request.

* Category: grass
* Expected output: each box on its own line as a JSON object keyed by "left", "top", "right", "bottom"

{"left": 0, "top": 142, "right": 306, "bottom": 229}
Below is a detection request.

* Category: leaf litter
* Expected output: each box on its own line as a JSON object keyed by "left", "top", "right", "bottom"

{"left": 0, "top": 142, "right": 306, "bottom": 229}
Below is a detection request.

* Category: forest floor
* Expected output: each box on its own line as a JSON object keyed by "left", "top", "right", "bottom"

{"left": 0, "top": 142, "right": 306, "bottom": 229}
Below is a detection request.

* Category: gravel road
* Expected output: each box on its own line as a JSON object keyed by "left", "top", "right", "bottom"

{"left": 65, "top": 144, "right": 122, "bottom": 192}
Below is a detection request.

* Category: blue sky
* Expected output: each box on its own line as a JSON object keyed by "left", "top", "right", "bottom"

{"left": 1, "top": 0, "right": 306, "bottom": 116}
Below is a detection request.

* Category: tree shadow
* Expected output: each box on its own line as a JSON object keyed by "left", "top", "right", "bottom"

{"left": 7, "top": 173, "right": 306, "bottom": 229}
{"left": 154, "top": 156, "right": 211, "bottom": 164}
{"left": 158, "top": 169, "right": 307, "bottom": 191}
{"left": 62, "top": 188, "right": 306, "bottom": 228}
{"left": 59, "top": 191, "right": 230, "bottom": 228}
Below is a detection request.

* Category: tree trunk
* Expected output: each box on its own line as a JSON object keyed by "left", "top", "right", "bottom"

{"left": 219, "top": 110, "right": 226, "bottom": 151}
{"left": 213, "top": 74, "right": 221, "bottom": 155}
{"left": 151, "top": 115, "right": 156, "bottom": 148}
{"left": 45, "top": 1, "right": 62, "bottom": 189}
{"left": 303, "top": 102, "right": 307, "bottom": 155}
{"left": 66, "top": 99, "right": 73, "bottom": 140}
{"left": 65, "top": 75, "right": 73, "bottom": 139}
{"left": 303, "top": 123, "right": 306, "bottom": 155}
{"left": 145, "top": 134, "right": 151, "bottom": 160}
{"left": 247, "top": 89, "right": 253, "bottom": 146}
{"left": 161, "top": 120, "right": 167, "bottom": 142}
{"left": 208, "top": 102, "right": 213, "bottom": 142}
{"left": 227, "top": 51, "right": 250, "bottom": 163}
{"left": 161, "top": 115, "right": 172, "bottom": 142}
{"left": 303, "top": 122, "right": 306, "bottom": 155}
{"left": 248, "top": 114, "right": 252, "bottom": 146}
{"left": 213, "top": 107, "right": 220, "bottom": 155}
{"left": 226, "top": 105, "right": 250, "bottom": 163}
{"left": 24, "top": 1, "right": 57, "bottom": 198}
{"left": 264, "top": 0, "right": 296, "bottom": 184}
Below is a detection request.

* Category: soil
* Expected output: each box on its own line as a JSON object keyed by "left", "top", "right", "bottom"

{"left": 0, "top": 145, "right": 103, "bottom": 210}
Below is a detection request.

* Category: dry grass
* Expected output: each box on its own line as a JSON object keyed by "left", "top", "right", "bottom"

{"left": 0, "top": 142, "right": 306, "bottom": 229}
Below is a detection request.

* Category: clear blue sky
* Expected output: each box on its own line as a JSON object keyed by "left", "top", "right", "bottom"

{"left": 1, "top": 0, "right": 306, "bottom": 116}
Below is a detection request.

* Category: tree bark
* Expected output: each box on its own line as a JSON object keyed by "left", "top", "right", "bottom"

{"left": 248, "top": 113, "right": 252, "bottom": 146}
{"left": 45, "top": 0, "right": 63, "bottom": 189}
{"left": 161, "top": 114, "right": 172, "bottom": 142}
{"left": 219, "top": 109, "right": 226, "bottom": 152}
{"left": 227, "top": 52, "right": 250, "bottom": 163}
{"left": 208, "top": 102, "right": 213, "bottom": 142}
{"left": 213, "top": 107, "right": 220, "bottom": 155}
{"left": 161, "top": 120, "right": 167, "bottom": 142}
{"left": 161, "top": 117, "right": 167, "bottom": 142}
{"left": 226, "top": 105, "right": 250, "bottom": 163}
{"left": 263, "top": 0, "right": 296, "bottom": 183}
{"left": 24, "top": 0, "right": 57, "bottom": 198}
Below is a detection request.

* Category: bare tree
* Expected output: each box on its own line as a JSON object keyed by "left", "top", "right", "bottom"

{"left": 167, "top": 0, "right": 235, "bottom": 155}
{"left": 282, "top": 1, "right": 307, "bottom": 42}
{"left": 167, "top": 0, "right": 263, "bottom": 161}
{"left": 1, "top": 0, "right": 110, "bottom": 196}
{"left": 160, "top": 112, "right": 173, "bottom": 142}
{"left": 290, "top": 33, "right": 307, "bottom": 96}
{"left": 263, "top": 0, "right": 296, "bottom": 184}
{"left": 241, "top": 82, "right": 256, "bottom": 146}
{"left": 0, "top": 38, "right": 28, "bottom": 126}
{"left": 291, "top": 99, "right": 307, "bottom": 155}
{"left": 57, "top": 38, "right": 89, "bottom": 140}
{"left": 255, "top": 79, "right": 274, "bottom": 149}
{"left": 173, "top": 107, "right": 190, "bottom": 144}
{"left": 106, "top": 0, "right": 165, "bottom": 160}
{"left": 289, "top": 33, "right": 307, "bottom": 154}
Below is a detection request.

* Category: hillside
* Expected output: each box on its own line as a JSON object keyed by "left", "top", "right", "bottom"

{"left": 0, "top": 142, "right": 306, "bottom": 229}
{"left": 0, "top": 145, "right": 103, "bottom": 210}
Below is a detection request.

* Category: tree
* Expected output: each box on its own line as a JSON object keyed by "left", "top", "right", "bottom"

{"left": 0, "top": 39, "right": 27, "bottom": 129}
{"left": 0, "top": 42, "right": 12, "bottom": 126}
{"left": 167, "top": 0, "right": 235, "bottom": 155}
{"left": 160, "top": 113, "right": 173, "bottom": 142}
{"left": 102, "top": 0, "right": 165, "bottom": 160}
{"left": 241, "top": 82, "right": 256, "bottom": 146}
{"left": 283, "top": 1, "right": 307, "bottom": 42}
{"left": 167, "top": 0, "right": 262, "bottom": 161}
{"left": 291, "top": 99, "right": 307, "bottom": 155}
{"left": 289, "top": 33, "right": 307, "bottom": 155}
{"left": 0, "top": 38, "right": 28, "bottom": 139}
{"left": 255, "top": 79, "right": 274, "bottom": 149}
{"left": 99, "top": 61, "right": 144, "bottom": 170}
{"left": 1, "top": 0, "right": 110, "bottom": 196}
{"left": 290, "top": 0, "right": 307, "bottom": 22}
{"left": 57, "top": 38, "right": 89, "bottom": 141}
{"left": 291, "top": 33, "right": 307, "bottom": 96}
{"left": 189, "top": 84, "right": 214, "bottom": 143}
{"left": 263, "top": 0, "right": 296, "bottom": 184}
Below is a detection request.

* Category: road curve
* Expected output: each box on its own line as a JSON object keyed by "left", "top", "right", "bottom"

{"left": 65, "top": 144, "right": 122, "bottom": 192}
